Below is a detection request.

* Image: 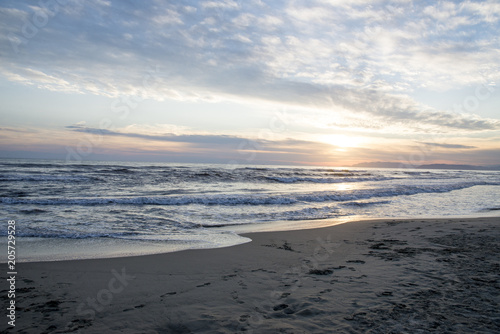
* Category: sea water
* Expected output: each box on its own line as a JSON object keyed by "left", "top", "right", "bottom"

{"left": 1, "top": 159, "right": 499, "bottom": 262}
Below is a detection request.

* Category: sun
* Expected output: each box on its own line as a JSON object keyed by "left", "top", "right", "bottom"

{"left": 320, "top": 134, "right": 365, "bottom": 149}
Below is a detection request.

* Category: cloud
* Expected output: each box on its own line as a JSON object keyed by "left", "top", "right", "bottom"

{"left": 417, "top": 142, "right": 476, "bottom": 149}
{"left": 65, "top": 124, "right": 335, "bottom": 154}
{"left": 201, "top": 0, "right": 239, "bottom": 10}
{"left": 68, "top": 124, "right": 344, "bottom": 164}
{"left": 67, "top": 124, "right": 242, "bottom": 145}
{"left": 0, "top": 127, "right": 32, "bottom": 133}
{"left": 1, "top": 0, "right": 499, "bottom": 135}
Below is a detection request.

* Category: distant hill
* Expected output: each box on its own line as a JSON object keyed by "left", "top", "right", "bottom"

{"left": 352, "top": 162, "right": 500, "bottom": 171}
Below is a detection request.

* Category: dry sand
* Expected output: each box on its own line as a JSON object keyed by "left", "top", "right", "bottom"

{"left": 2, "top": 217, "right": 499, "bottom": 333}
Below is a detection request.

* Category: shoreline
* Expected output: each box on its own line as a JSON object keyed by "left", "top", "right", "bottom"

{"left": 5, "top": 216, "right": 500, "bottom": 333}
{"left": 7, "top": 211, "right": 500, "bottom": 264}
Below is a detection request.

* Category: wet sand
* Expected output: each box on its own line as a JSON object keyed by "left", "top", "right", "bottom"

{"left": 3, "top": 217, "right": 499, "bottom": 333}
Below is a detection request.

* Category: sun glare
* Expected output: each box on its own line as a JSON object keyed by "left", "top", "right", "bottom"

{"left": 321, "top": 134, "right": 365, "bottom": 149}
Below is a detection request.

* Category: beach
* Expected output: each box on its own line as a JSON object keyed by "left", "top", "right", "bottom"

{"left": 4, "top": 216, "right": 499, "bottom": 333}
{"left": 2, "top": 0, "right": 500, "bottom": 333}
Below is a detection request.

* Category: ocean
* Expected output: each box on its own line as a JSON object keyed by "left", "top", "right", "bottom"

{"left": 1, "top": 159, "right": 499, "bottom": 262}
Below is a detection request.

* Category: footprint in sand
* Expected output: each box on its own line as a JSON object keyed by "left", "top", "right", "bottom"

{"left": 196, "top": 282, "right": 211, "bottom": 288}
{"left": 161, "top": 292, "right": 177, "bottom": 297}
{"left": 346, "top": 260, "right": 366, "bottom": 264}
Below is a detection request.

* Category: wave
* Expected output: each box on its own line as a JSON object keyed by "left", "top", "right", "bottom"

{"left": 403, "top": 171, "right": 432, "bottom": 175}
{"left": 0, "top": 174, "right": 92, "bottom": 182}
{"left": 278, "top": 205, "right": 342, "bottom": 220}
{"left": 265, "top": 176, "right": 396, "bottom": 183}
{"left": 199, "top": 205, "right": 343, "bottom": 224}
{"left": 0, "top": 162, "right": 62, "bottom": 168}
{"left": 198, "top": 222, "right": 251, "bottom": 228}
{"left": 341, "top": 200, "right": 392, "bottom": 207}
{"left": 19, "top": 208, "right": 48, "bottom": 214}
{"left": 4, "top": 163, "right": 476, "bottom": 186}
{"left": 3, "top": 181, "right": 498, "bottom": 206}
{"left": 93, "top": 167, "right": 137, "bottom": 174}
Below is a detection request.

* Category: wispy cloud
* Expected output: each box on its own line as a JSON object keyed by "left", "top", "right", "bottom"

{"left": 418, "top": 142, "right": 476, "bottom": 149}
{"left": 65, "top": 124, "right": 336, "bottom": 159}
{"left": 68, "top": 124, "right": 248, "bottom": 146}
{"left": 0, "top": 127, "right": 32, "bottom": 133}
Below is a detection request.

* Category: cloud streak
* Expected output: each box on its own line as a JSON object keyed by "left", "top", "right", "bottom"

{"left": 65, "top": 124, "right": 335, "bottom": 157}
{"left": 418, "top": 142, "right": 476, "bottom": 149}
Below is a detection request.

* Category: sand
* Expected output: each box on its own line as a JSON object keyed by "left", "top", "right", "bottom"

{"left": 2, "top": 217, "right": 499, "bottom": 333}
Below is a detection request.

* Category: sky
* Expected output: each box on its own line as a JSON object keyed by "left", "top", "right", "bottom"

{"left": 0, "top": 0, "right": 499, "bottom": 167}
